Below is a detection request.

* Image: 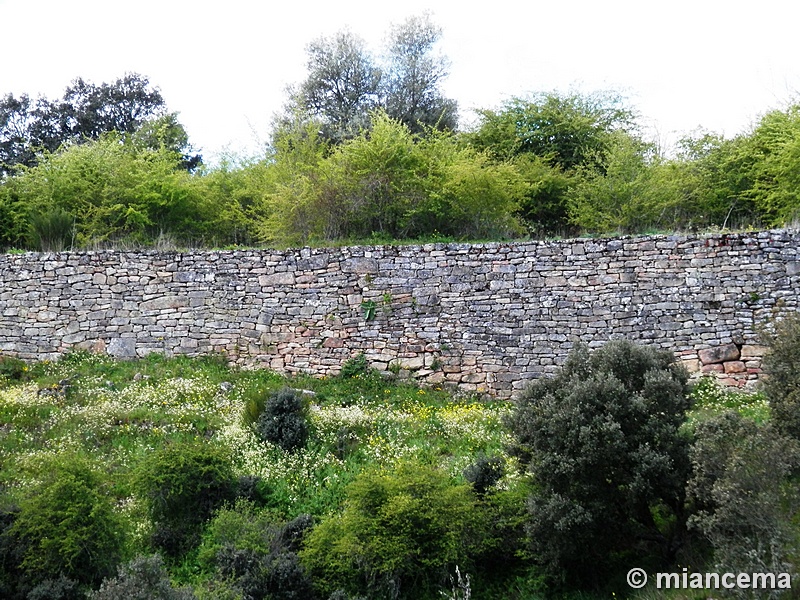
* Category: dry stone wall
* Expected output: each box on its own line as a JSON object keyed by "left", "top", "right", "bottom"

{"left": 1, "top": 230, "right": 799, "bottom": 397}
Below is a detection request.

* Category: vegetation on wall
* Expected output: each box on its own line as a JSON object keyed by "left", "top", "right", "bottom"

{"left": 2, "top": 16, "right": 800, "bottom": 251}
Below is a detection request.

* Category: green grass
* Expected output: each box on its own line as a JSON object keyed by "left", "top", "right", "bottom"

{"left": 686, "top": 376, "right": 770, "bottom": 427}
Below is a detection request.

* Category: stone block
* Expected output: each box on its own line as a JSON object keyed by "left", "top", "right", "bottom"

{"left": 698, "top": 343, "right": 740, "bottom": 365}
{"left": 723, "top": 361, "right": 746, "bottom": 373}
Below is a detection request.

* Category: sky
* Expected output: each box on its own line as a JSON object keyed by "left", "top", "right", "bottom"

{"left": 3, "top": 0, "right": 799, "bottom": 162}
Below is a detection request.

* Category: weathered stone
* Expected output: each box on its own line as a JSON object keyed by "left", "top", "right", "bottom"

{"left": 698, "top": 343, "right": 741, "bottom": 365}
{"left": 0, "top": 231, "right": 797, "bottom": 396}
{"left": 740, "top": 344, "right": 768, "bottom": 358}
{"left": 107, "top": 337, "right": 136, "bottom": 358}
{"left": 140, "top": 296, "right": 189, "bottom": 311}
{"left": 724, "top": 361, "right": 747, "bottom": 373}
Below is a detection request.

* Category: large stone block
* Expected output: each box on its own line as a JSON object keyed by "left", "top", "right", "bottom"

{"left": 698, "top": 343, "right": 740, "bottom": 365}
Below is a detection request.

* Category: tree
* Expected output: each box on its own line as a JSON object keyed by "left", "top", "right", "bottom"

{"left": 289, "top": 15, "right": 458, "bottom": 144}
{"left": 469, "top": 91, "right": 642, "bottom": 234}
{"left": 5, "top": 133, "right": 206, "bottom": 248}
{"left": 260, "top": 111, "right": 524, "bottom": 245}
{"left": 508, "top": 341, "right": 691, "bottom": 589}
{"left": 382, "top": 13, "right": 458, "bottom": 134}
{"left": 1, "top": 73, "right": 199, "bottom": 176}
{"left": 760, "top": 311, "right": 800, "bottom": 440}
{"left": 296, "top": 30, "right": 381, "bottom": 142}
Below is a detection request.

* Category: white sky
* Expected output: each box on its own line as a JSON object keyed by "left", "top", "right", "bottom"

{"left": 2, "top": 0, "right": 799, "bottom": 162}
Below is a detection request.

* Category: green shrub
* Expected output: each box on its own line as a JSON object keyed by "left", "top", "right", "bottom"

{"left": 9, "top": 454, "right": 124, "bottom": 589}
{"left": 255, "top": 388, "right": 309, "bottom": 452}
{"left": 339, "top": 353, "right": 370, "bottom": 379}
{"left": 199, "top": 502, "right": 316, "bottom": 600}
{"left": 463, "top": 454, "right": 505, "bottom": 497}
{"left": 761, "top": 312, "right": 800, "bottom": 439}
{"left": 0, "top": 355, "right": 27, "bottom": 383}
{"left": 134, "top": 442, "right": 237, "bottom": 558}
{"left": 28, "top": 207, "right": 75, "bottom": 252}
{"left": 508, "top": 340, "right": 691, "bottom": 589}
{"left": 687, "top": 412, "right": 800, "bottom": 579}
{"left": 300, "top": 460, "right": 476, "bottom": 599}
{"left": 88, "top": 554, "right": 196, "bottom": 600}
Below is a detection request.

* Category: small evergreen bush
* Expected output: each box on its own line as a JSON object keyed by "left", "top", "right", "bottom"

{"left": 255, "top": 388, "right": 309, "bottom": 452}
{"left": 463, "top": 455, "right": 505, "bottom": 497}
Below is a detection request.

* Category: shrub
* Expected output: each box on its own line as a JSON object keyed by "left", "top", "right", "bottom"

{"left": 300, "top": 460, "right": 476, "bottom": 599}
{"left": 200, "top": 503, "right": 316, "bottom": 600}
{"left": 761, "top": 311, "right": 800, "bottom": 439}
{"left": 339, "top": 353, "right": 370, "bottom": 379}
{"left": 687, "top": 413, "right": 800, "bottom": 582}
{"left": 507, "top": 340, "right": 691, "bottom": 589}
{"left": 88, "top": 555, "right": 196, "bottom": 600}
{"left": 255, "top": 388, "right": 309, "bottom": 452}
{"left": 134, "top": 441, "right": 237, "bottom": 558}
{"left": 0, "top": 355, "right": 28, "bottom": 383}
{"left": 9, "top": 454, "right": 124, "bottom": 589}
{"left": 463, "top": 455, "right": 505, "bottom": 497}
{"left": 25, "top": 575, "right": 82, "bottom": 600}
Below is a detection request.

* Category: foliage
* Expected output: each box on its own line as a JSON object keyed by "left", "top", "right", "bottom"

{"left": 0, "top": 73, "right": 199, "bottom": 176}
{"left": 134, "top": 441, "right": 237, "bottom": 558}
{"left": 462, "top": 454, "right": 505, "bottom": 497}
{"left": 9, "top": 453, "right": 124, "bottom": 589}
{"left": 290, "top": 15, "right": 457, "bottom": 143}
{"left": 198, "top": 502, "right": 316, "bottom": 600}
{"left": 687, "top": 412, "right": 800, "bottom": 584}
{"left": 5, "top": 133, "right": 206, "bottom": 247}
{"left": 469, "top": 90, "right": 643, "bottom": 234}
{"left": 381, "top": 13, "right": 458, "bottom": 134}
{"left": 508, "top": 340, "right": 692, "bottom": 589}
{"left": 28, "top": 205, "right": 75, "bottom": 251}
{"left": 296, "top": 29, "right": 381, "bottom": 143}
{"left": 262, "top": 111, "right": 523, "bottom": 244}
{"left": 300, "top": 460, "right": 477, "bottom": 600}
{"left": 89, "top": 554, "right": 197, "bottom": 600}
{"left": 255, "top": 388, "right": 310, "bottom": 452}
{"left": 761, "top": 311, "right": 800, "bottom": 440}
{"left": 0, "top": 355, "right": 28, "bottom": 383}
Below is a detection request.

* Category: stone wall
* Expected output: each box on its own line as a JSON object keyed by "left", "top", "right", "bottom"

{"left": 1, "top": 230, "right": 799, "bottom": 397}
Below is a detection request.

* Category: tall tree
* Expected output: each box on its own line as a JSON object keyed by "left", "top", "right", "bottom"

{"left": 289, "top": 15, "right": 458, "bottom": 144}
{"left": 0, "top": 73, "right": 199, "bottom": 176}
{"left": 382, "top": 13, "right": 457, "bottom": 134}
{"left": 296, "top": 30, "right": 381, "bottom": 142}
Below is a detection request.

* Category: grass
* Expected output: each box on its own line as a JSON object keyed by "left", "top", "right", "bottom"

{"left": 0, "top": 350, "right": 513, "bottom": 515}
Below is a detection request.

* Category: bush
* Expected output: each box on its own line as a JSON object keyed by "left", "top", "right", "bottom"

{"left": 255, "top": 388, "right": 309, "bottom": 452}
{"left": 507, "top": 340, "right": 691, "bottom": 589}
{"left": 463, "top": 455, "right": 505, "bottom": 497}
{"left": 25, "top": 576, "right": 82, "bottom": 600}
{"left": 0, "top": 355, "right": 27, "bottom": 383}
{"left": 88, "top": 555, "right": 196, "bottom": 600}
{"left": 761, "top": 311, "right": 800, "bottom": 440}
{"left": 199, "top": 503, "right": 316, "bottom": 600}
{"left": 9, "top": 454, "right": 124, "bottom": 589}
{"left": 300, "top": 460, "right": 476, "bottom": 599}
{"left": 687, "top": 413, "right": 800, "bottom": 582}
{"left": 134, "top": 442, "right": 237, "bottom": 558}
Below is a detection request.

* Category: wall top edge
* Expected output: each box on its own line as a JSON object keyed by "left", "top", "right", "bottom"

{"left": 2, "top": 228, "right": 799, "bottom": 261}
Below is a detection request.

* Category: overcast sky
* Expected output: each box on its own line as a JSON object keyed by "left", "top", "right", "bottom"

{"left": 3, "top": 0, "right": 799, "bottom": 161}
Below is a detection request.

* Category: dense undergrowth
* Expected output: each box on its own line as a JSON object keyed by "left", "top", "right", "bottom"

{"left": 0, "top": 329, "right": 793, "bottom": 599}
